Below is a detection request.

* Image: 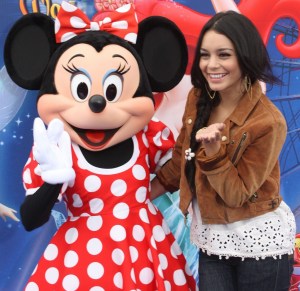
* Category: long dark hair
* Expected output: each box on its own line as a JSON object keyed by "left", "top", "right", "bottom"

{"left": 185, "top": 11, "right": 280, "bottom": 194}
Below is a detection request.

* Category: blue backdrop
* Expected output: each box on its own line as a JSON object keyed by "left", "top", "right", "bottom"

{"left": 0, "top": 0, "right": 299, "bottom": 290}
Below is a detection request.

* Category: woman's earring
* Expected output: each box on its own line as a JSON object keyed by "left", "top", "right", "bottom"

{"left": 205, "top": 83, "right": 216, "bottom": 100}
{"left": 244, "top": 75, "right": 251, "bottom": 93}
{"left": 244, "top": 75, "right": 252, "bottom": 99}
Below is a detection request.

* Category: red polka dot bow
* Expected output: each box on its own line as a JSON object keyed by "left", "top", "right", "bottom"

{"left": 55, "top": 1, "right": 138, "bottom": 44}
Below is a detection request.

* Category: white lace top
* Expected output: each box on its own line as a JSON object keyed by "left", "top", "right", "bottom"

{"left": 190, "top": 198, "right": 296, "bottom": 260}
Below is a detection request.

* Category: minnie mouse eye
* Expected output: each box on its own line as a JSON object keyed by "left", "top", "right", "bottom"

{"left": 71, "top": 73, "right": 91, "bottom": 102}
{"left": 103, "top": 74, "right": 123, "bottom": 102}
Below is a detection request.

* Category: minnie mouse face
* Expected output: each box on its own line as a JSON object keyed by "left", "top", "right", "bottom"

{"left": 4, "top": 3, "right": 187, "bottom": 154}
{"left": 38, "top": 41, "right": 155, "bottom": 151}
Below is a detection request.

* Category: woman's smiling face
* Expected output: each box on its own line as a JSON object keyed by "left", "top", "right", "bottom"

{"left": 199, "top": 30, "right": 243, "bottom": 98}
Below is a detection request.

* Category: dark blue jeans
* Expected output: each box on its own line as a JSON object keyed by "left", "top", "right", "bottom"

{"left": 198, "top": 250, "right": 294, "bottom": 291}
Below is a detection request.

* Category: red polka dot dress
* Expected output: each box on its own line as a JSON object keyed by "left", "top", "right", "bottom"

{"left": 23, "top": 119, "right": 196, "bottom": 291}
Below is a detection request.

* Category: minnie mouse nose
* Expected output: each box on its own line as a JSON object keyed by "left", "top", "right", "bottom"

{"left": 89, "top": 95, "right": 106, "bottom": 113}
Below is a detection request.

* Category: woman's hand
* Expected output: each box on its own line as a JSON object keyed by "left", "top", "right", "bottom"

{"left": 195, "top": 123, "right": 225, "bottom": 156}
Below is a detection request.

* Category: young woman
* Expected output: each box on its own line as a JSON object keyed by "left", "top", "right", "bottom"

{"left": 151, "top": 11, "right": 296, "bottom": 291}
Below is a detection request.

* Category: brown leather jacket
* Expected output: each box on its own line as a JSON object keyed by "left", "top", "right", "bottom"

{"left": 156, "top": 82, "right": 287, "bottom": 224}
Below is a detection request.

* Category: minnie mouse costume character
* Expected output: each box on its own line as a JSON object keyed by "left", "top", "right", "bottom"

{"left": 4, "top": 2, "right": 195, "bottom": 290}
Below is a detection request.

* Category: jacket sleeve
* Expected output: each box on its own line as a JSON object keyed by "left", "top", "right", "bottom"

{"left": 197, "top": 105, "right": 287, "bottom": 208}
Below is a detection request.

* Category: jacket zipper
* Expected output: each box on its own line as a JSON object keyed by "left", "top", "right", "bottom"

{"left": 231, "top": 132, "right": 247, "bottom": 165}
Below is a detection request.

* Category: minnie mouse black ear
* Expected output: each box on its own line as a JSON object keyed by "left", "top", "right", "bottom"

{"left": 4, "top": 13, "right": 57, "bottom": 90}
{"left": 135, "top": 16, "right": 188, "bottom": 92}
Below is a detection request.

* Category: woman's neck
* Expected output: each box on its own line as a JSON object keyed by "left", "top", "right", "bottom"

{"left": 209, "top": 90, "right": 245, "bottom": 124}
{"left": 219, "top": 88, "right": 245, "bottom": 108}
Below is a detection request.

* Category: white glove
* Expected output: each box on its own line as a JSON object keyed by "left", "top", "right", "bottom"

{"left": 33, "top": 117, "right": 75, "bottom": 185}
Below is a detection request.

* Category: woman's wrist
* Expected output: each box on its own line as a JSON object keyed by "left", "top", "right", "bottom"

{"left": 150, "top": 176, "right": 167, "bottom": 200}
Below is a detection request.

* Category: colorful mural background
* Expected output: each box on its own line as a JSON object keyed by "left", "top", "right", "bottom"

{"left": 0, "top": 0, "right": 299, "bottom": 290}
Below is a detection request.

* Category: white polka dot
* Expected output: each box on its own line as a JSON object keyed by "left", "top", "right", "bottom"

{"left": 25, "top": 156, "right": 31, "bottom": 166}
{"left": 89, "top": 198, "right": 104, "bottom": 214}
{"left": 102, "top": 17, "right": 112, "bottom": 24}
{"left": 117, "top": 3, "right": 131, "bottom": 12}
{"left": 70, "top": 16, "right": 87, "bottom": 29}
{"left": 124, "top": 33, "right": 137, "bottom": 44}
{"left": 142, "top": 132, "right": 149, "bottom": 147}
{"left": 113, "top": 203, "right": 129, "bottom": 219}
{"left": 173, "top": 269, "right": 186, "bottom": 286}
{"left": 139, "top": 208, "right": 149, "bottom": 223}
{"left": 87, "top": 216, "right": 103, "bottom": 231}
{"left": 84, "top": 175, "right": 101, "bottom": 192}
{"left": 90, "top": 22, "right": 100, "bottom": 30}
{"left": 139, "top": 267, "right": 154, "bottom": 284}
{"left": 132, "top": 165, "right": 146, "bottom": 180}
{"left": 25, "top": 282, "right": 38, "bottom": 291}
{"left": 72, "top": 194, "right": 82, "bottom": 207}
{"left": 33, "top": 164, "right": 41, "bottom": 176}
{"left": 170, "top": 241, "right": 182, "bottom": 258}
{"left": 31, "top": 264, "right": 38, "bottom": 275}
{"left": 153, "top": 131, "right": 162, "bottom": 147}
{"left": 153, "top": 225, "right": 165, "bottom": 242}
{"left": 45, "top": 267, "right": 59, "bottom": 284}
{"left": 65, "top": 228, "right": 78, "bottom": 244}
{"left": 112, "top": 248, "right": 125, "bottom": 265}
{"left": 145, "top": 153, "right": 150, "bottom": 168}
{"left": 64, "top": 250, "right": 78, "bottom": 268}
{"left": 185, "top": 262, "right": 193, "bottom": 276}
{"left": 157, "top": 264, "right": 163, "bottom": 277}
{"left": 113, "top": 272, "right": 123, "bottom": 289}
{"left": 61, "top": 32, "right": 77, "bottom": 43}
{"left": 162, "top": 219, "right": 171, "bottom": 235}
{"left": 129, "top": 246, "right": 138, "bottom": 263}
{"left": 147, "top": 249, "right": 153, "bottom": 262}
{"left": 111, "top": 179, "right": 127, "bottom": 196}
{"left": 130, "top": 268, "right": 136, "bottom": 283}
{"left": 154, "top": 150, "right": 162, "bottom": 164}
{"left": 134, "top": 12, "right": 138, "bottom": 27}
{"left": 87, "top": 262, "right": 104, "bottom": 279}
{"left": 23, "top": 168, "right": 32, "bottom": 184}
{"left": 62, "top": 274, "right": 80, "bottom": 291}
{"left": 44, "top": 243, "right": 58, "bottom": 261}
{"left": 135, "top": 187, "right": 147, "bottom": 203}
{"left": 110, "top": 225, "right": 126, "bottom": 241}
{"left": 87, "top": 238, "right": 102, "bottom": 255}
{"left": 164, "top": 280, "right": 171, "bottom": 291}
{"left": 159, "top": 253, "right": 168, "bottom": 270}
{"left": 90, "top": 287, "right": 104, "bottom": 291}
{"left": 148, "top": 202, "right": 157, "bottom": 215}
{"left": 150, "top": 236, "right": 157, "bottom": 249}
{"left": 62, "top": 1, "right": 77, "bottom": 12}
{"left": 111, "top": 20, "right": 128, "bottom": 30}
{"left": 133, "top": 225, "right": 145, "bottom": 241}
{"left": 54, "top": 18, "right": 60, "bottom": 34}
{"left": 161, "top": 127, "right": 171, "bottom": 140}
